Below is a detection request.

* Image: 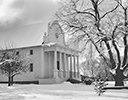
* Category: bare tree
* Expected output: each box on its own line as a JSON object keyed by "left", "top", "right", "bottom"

{"left": 80, "top": 56, "right": 112, "bottom": 80}
{"left": 56, "top": 0, "right": 128, "bottom": 86}
{"left": 0, "top": 46, "right": 30, "bottom": 86}
{"left": 80, "top": 58, "right": 99, "bottom": 77}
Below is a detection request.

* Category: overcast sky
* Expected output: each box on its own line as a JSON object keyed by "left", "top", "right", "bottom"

{"left": 0, "top": 0, "right": 60, "bottom": 28}
{"left": 0, "top": 0, "right": 127, "bottom": 29}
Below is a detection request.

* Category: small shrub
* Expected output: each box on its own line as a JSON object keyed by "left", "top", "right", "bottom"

{"left": 67, "top": 78, "right": 82, "bottom": 84}
{"left": 82, "top": 77, "right": 95, "bottom": 85}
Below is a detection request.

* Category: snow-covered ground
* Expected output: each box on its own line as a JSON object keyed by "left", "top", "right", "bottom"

{"left": 0, "top": 81, "right": 127, "bottom": 100}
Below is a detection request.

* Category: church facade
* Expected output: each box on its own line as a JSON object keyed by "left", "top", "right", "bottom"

{"left": 0, "top": 21, "right": 80, "bottom": 84}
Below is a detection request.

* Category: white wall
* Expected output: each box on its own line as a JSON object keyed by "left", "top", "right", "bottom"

{"left": 44, "top": 51, "right": 54, "bottom": 78}
{"left": 44, "top": 52, "right": 49, "bottom": 78}
{"left": 0, "top": 46, "right": 44, "bottom": 82}
{"left": 49, "top": 52, "right": 54, "bottom": 78}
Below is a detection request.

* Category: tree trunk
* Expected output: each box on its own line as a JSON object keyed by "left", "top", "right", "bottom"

{"left": 11, "top": 77, "right": 13, "bottom": 86}
{"left": 8, "top": 71, "right": 11, "bottom": 86}
{"left": 114, "top": 69, "right": 124, "bottom": 86}
{"left": 8, "top": 76, "right": 11, "bottom": 86}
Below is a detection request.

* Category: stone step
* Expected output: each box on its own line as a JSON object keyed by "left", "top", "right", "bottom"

{"left": 38, "top": 78, "right": 68, "bottom": 84}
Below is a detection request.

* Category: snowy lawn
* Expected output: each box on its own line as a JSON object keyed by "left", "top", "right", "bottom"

{"left": 0, "top": 81, "right": 127, "bottom": 100}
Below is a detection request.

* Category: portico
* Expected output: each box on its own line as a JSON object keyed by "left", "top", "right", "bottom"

{"left": 43, "top": 43, "right": 80, "bottom": 80}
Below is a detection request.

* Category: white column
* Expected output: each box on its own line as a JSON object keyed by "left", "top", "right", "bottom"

{"left": 74, "top": 56, "right": 76, "bottom": 78}
{"left": 67, "top": 55, "right": 70, "bottom": 78}
{"left": 77, "top": 56, "right": 80, "bottom": 78}
{"left": 64, "top": 53, "right": 67, "bottom": 78}
{"left": 40, "top": 47, "right": 44, "bottom": 77}
{"left": 70, "top": 55, "right": 72, "bottom": 78}
{"left": 59, "top": 52, "right": 63, "bottom": 78}
{"left": 54, "top": 51, "right": 58, "bottom": 78}
{"left": 48, "top": 52, "right": 50, "bottom": 77}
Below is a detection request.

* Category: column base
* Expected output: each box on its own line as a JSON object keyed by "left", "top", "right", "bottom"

{"left": 59, "top": 70, "right": 63, "bottom": 78}
{"left": 67, "top": 71, "right": 70, "bottom": 78}
{"left": 70, "top": 71, "right": 73, "bottom": 78}
{"left": 72, "top": 72, "right": 76, "bottom": 78}
{"left": 63, "top": 70, "right": 68, "bottom": 78}
{"left": 53, "top": 69, "right": 59, "bottom": 79}
{"left": 75, "top": 72, "right": 78, "bottom": 78}
{"left": 77, "top": 72, "right": 80, "bottom": 78}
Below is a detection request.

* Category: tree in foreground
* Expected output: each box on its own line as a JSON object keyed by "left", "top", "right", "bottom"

{"left": 56, "top": 0, "right": 128, "bottom": 86}
{"left": 0, "top": 47, "right": 30, "bottom": 86}
{"left": 80, "top": 56, "right": 112, "bottom": 81}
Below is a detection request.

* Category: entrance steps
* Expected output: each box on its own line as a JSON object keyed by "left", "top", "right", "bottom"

{"left": 38, "top": 78, "right": 68, "bottom": 84}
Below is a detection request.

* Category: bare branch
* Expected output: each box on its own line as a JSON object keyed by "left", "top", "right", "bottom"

{"left": 98, "top": 0, "right": 104, "bottom": 5}
{"left": 114, "top": 0, "right": 126, "bottom": 10}
{"left": 104, "top": 40, "right": 116, "bottom": 69}
{"left": 100, "top": 4, "right": 119, "bottom": 19}
{"left": 112, "top": 24, "right": 120, "bottom": 39}
{"left": 123, "top": 63, "right": 128, "bottom": 72}
{"left": 122, "top": 35, "right": 128, "bottom": 68}
{"left": 112, "top": 40, "right": 121, "bottom": 67}
{"left": 82, "top": 29, "right": 107, "bottom": 61}
{"left": 74, "top": 9, "right": 96, "bottom": 19}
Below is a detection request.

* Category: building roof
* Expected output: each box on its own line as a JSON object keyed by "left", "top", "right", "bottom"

{"left": 0, "top": 21, "right": 48, "bottom": 48}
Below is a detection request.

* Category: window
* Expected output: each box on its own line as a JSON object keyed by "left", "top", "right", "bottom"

{"left": 16, "top": 51, "right": 19, "bottom": 55}
{"left": 30, "top": 50, "right": 33, "bottom": 55}
{"left": 30, "top": 63, "right": 33, "bottom": 72}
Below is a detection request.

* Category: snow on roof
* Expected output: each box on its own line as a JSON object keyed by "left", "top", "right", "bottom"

{"left": 0, "top": 21, "right": 48, "bottom": 48}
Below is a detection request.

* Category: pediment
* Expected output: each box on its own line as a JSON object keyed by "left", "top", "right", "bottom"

{"left": 44, "top": 21, "right": 65, "bottom": 45}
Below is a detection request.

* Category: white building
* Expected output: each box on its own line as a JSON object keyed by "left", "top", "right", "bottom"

{"left": 0, "top": 21, "right": 80, "bottom": 84}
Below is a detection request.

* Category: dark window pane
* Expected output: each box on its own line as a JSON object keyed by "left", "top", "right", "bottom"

{"left": 30, "top": 50, "right": 33, "bottom": 55}
{"left": 30, "top": 63, "right": 33, "bottom": 72}
{"left": 16, "top": 51, "right": 19, "bottom": 55}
